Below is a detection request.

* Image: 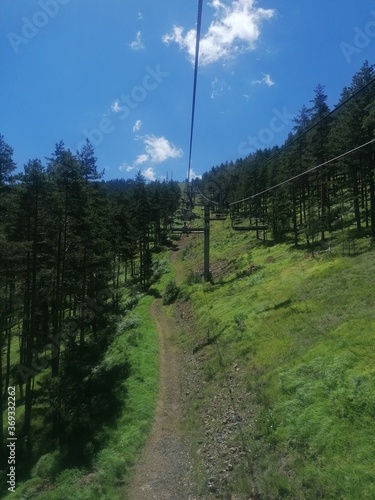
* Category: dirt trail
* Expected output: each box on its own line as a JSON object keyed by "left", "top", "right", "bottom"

{"left": 127, "top": 295, "right": 192, "bottom": 499}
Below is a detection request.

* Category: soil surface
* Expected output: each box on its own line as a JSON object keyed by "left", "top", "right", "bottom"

{"left": 127, "top": 236, "right": 256, "bottom": 499}
{"left": 126, "top": 295, "right": 193, "bottom": 499}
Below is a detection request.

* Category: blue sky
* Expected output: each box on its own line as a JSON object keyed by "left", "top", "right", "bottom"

{"left": 1, "top": 1, "right": 374, "bottom": 182}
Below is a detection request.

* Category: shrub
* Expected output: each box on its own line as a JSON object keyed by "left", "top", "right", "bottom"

{"left": 186, "top": 270, "right": 202, "bottom": 285}
{"left": 32, "top": 451, "right": 61, "bottom": 480}
{"left": 152, "top": 258, "right": 170, "bottom": 281}
{"left": 163, "top": 279, "right": 180, "bottom": 305}
{"left": 117, "top": 314, "right": 140, "bottom": 334}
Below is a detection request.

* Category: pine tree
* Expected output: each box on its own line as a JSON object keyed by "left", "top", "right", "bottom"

{"left": 308, "top": 84, "right": 332, "bottom": 239}
{"left": 0, "top": 135, "right": 17, "bottom": 467}
{"left": 14, "top": 159, "right": 48, "bottom": 455}
{"left": 335, "top": 61, "right": 375, "bottom": 233}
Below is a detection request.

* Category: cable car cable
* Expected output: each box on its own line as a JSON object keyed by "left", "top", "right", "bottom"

{"left": 229, "top": 76, "right": 375, "bottom": 207}
{"left": 187, "top": 0, "right": 204, "bottom": 186}
{"left": 231, "top": 137, "right": 375, "bottom": 204}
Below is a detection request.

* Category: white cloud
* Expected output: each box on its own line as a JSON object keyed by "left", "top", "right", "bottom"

{"left": 120, "top": 135, "right": 183, "bottom": 180}
{"left": 211, "top": 77, "right": 230, "bottom": 99}
{"left": 133, "top": 119, "right": 142, "bottom": 133}
{"left": 130, "top": 31, "right": 144, "bottom": 50}
{"left": 143, "top": 135, "right": 183, "bottom": 164}
{"left": 264, "top": 74, "right": 275, "bottom": 86}
{"left": 137, "top": 12, "right": 143, "bottom": 20}
{"left": 142, "top": 166, "right": 156, "bottom": 182}
{"left": 111, "top": 100, "right": 121, "bottom": 113}
{"left": 188, "top": 168, "right": 202, "bottom": 181}
{"left": 163, "top": 0, "right": 274, "bottom": 66}
{"left": 252, "top": 72, "right": 275, "bottom": 87}
{"left": 134, "top": 154, "right": 149, "bottom": 166}
{"left": 119, "top": 162, "right": 132, "bottom": 172}
{"left": 119, "top": 162, "right": 140, "bottom": 173}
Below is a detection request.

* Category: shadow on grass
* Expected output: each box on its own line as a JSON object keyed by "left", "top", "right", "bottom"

{"left": 148, "top": 287, "right": 162, "bottom": 298}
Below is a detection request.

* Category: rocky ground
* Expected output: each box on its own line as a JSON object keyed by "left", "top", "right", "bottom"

{"left": 176, "top": 298, "right": 258, "bottom": 500}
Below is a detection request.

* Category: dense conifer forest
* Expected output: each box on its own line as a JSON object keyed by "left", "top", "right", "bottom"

{"left": 0, "top": 138, "right": 180, "bottom": 484}
{"left": 200, "top": 61, "right": 375, "bottom": 246}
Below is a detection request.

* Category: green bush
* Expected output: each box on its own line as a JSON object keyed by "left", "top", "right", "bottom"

{"left": 186, "top": 270, "right": 202, "bottom": 285}
{"left": 152, "top": 258, "right": 170, "bottom": 281}
{"left": 163, "top": 279, "right": 180, "bottom": 305}
{"left": 117, "top": 314, "right": 140, "bottom": 334}
{"left": 32, "top": 451, "right": 61, "bottom": 480}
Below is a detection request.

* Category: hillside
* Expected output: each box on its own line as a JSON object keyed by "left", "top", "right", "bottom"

{"left": 171, "top": 217, "right": 375, "bottom": 499}
{"left": 1, "top": 59, "right": 374, "bottom": 498}
{"left": 2, "top": 197, "right": 375, "bottom": 499}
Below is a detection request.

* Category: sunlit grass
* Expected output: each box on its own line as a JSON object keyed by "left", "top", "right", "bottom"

{"left": 179, "top": 218, "right": 375, "bottom": 498}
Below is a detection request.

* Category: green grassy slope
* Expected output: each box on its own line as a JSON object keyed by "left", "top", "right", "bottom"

{"left": 176, "top": 219, "right": 375, "bottom": 499}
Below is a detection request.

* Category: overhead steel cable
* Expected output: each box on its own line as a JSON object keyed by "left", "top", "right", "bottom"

{"left": 230, "top": 138, "right": 375, "bottom": 205}
{"left": 229, "top": 75, "right": 375, "bottom": 207}
{"left": 187, "top": 0, "right": 203, "bottom": 185}
{"left": 196, "top": 185, "right": 219, "bottom": 206}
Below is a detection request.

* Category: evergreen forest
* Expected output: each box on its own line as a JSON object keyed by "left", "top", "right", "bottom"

{"left": 0, "top": 138, "right": 180, "bottom": 492}
{"left": 200, "top": 61, "right": 375, "bottom": 248}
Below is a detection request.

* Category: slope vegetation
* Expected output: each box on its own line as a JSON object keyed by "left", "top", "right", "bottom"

{"left": 174, "top": 219, "right": 375, "bottom": 499}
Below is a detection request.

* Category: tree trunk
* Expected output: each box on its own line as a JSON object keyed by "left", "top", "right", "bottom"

{"left": 80, "top": 245, "right": 88, "bottom": 365}
{"left": 369, "top": 168, "right": 375, "bottom": 239}
{"left": 0, "top": 328, "right": 4, "bottom": 468}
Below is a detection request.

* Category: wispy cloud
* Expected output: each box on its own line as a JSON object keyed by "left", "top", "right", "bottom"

{"left": 130, "top": 31, "right": 144, "bottom": 50}
{"left": 134, "top": 153, "right": 149, "bottom": 166}
{"left": 211, "top": 77, "right": 230, "bottom": 99}
{"left": 137, "top": 12, "right": 143, "bottom": 20}
{"left": 111, "top": 100, "right": 122, "bottom": 113}
{"left": 119, "top": 162, "right": 135, "bottom": 172}
{"left": 252, "top": 72, "right": 275, "bottom": 87}
{"left": 163, "top": 0, "right": 274, "bottom": 66}
{"left": 133, "top": 119, "right": 142, "bottom": 133}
